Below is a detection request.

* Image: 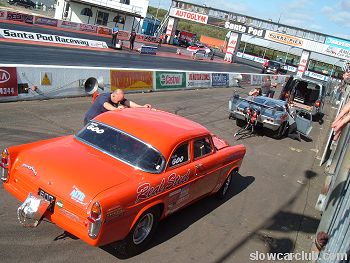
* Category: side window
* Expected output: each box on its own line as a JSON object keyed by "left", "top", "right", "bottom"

{"left": 193, "top": 137, "right": 213, "bottom": 159}
{"left": 169, "top": 143, "right": 189, "bottom": 168}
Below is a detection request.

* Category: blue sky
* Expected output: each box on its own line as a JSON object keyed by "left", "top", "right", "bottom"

{"left": 148, "top": 0, "right": 350, "bottom": 40}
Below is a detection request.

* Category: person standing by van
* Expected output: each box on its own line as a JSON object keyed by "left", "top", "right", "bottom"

{"left": 129, "top": 29, "right": 137, "bottom": 50}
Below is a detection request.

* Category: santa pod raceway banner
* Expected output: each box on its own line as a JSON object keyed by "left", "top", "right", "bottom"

{"left": 0, "top": 28, "right": 108, "bottom": 48}
{"left": 0, "top": 67, "right": 18, "bottom": 97}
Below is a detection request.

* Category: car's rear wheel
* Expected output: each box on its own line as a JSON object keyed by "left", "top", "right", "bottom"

{"left": 273, "top": 121, "right": 288, "bottom": 139}
{"left": 216, "top": 171, "right": 234, "bottom": 199}
{"left": 117, "top": 207, "right": 160, "bottom": 257}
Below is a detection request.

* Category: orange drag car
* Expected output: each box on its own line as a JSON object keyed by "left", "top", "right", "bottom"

{"left": 1, "top": 108, "right": 246, "bottom": 256}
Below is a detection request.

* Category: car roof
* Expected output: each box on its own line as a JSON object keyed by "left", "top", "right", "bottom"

{"left": 94, "top": 108, "right": 209, "bottom": 157}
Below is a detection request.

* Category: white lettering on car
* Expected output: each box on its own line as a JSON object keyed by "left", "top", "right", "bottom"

{"left": 86, "top": 123, "right": 104, "bottom": 134}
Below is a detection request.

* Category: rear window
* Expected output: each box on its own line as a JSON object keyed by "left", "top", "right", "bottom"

{"left": 76, "top": 122, "right": 165, "bottom": 173}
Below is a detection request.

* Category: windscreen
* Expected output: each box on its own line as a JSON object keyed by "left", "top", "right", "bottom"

{"left": 76, "top": 122, "right": 165, "bottom": 173}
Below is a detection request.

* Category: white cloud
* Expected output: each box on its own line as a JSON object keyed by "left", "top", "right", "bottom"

{"left": 321, "top": 3, "right": 350, "bottom": 28}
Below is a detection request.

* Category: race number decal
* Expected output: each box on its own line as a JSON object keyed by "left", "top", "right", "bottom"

{"left": 86, "top": 123, "right": 104, "bottom": 134}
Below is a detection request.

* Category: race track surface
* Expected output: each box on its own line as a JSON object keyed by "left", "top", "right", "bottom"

{"left": 0, "top": 23, "right": 258, "bottom": 72}
{"left": 0, "top": 86, "right": 333, "bottom": 263}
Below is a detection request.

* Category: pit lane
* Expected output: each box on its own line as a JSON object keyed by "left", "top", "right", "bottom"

{"left": 0, "top": 87, "right": 332, "bottom": 262}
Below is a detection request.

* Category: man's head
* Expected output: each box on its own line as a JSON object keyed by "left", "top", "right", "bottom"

{"left": 111, "top": 89, "right": 124, "bottom": 103}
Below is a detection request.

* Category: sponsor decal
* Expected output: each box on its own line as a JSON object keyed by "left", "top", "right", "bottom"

{"left": 170, "top": 8, "right": 208, "bottom": 24}
{"left": 156, "top": 71, "right": 186, "bottom": 90}
{"left": 35, "top": 17, "right": 58, "bottom": 27}
{"left": 110, "top": 70, "right": 153, "bottom": 91}
{"left": 70, "top": 186, "right": 86, "bottom": 204}
{"left": 0, "top": 67, "right": 18, "bottom": 97}
{"left": 212, "top": 73, "right": 229, "bottom": 87}
{"left": 136, "top": 170, "right": 190, "bottom": 203}
{"left": 304, "top": 71, "right": 329, "bottom": 82}
{"left": 0, "top": 29, "right": 108, "bottom": 48}
{"left": 265, "top": 31, "right": 304, "bottom": 47}
{"left": 21, "top": 163, "right": 38, "bottom": 176}
{"left": 59, "top": 208, "right": 81, "bottom": 223}
{"left": 167, "top": 185, "right": 190, "bottom": 215}
{"left": 56, "top": 200, "right": 64, "bottom": 208}
{"left": 105, "top": 206, "right": 124, "bottom": 222}
{"left": 224, "top": 22, "right": 265, "bottom": 37}
{"left": 224, "top": 32, "right": 239, "bottom": 62}
{"left": 187, "top": 72, "right": 211, "bottom": 88}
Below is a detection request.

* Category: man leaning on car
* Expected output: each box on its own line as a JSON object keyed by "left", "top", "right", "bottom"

{"left": 84, "top": 89, "right": 151, "bottom": 125}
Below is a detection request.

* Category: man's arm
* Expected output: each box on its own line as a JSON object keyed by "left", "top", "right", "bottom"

{"left": 103, "top": 102, "right": 119, "bottom": 111}
{"left": 124, "top": 100, "right": 151, "bottom": 108}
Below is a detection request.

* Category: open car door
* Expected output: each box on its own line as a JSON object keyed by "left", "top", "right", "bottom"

{"left": 295, "top": 110, "right": 313, "bottom": 137}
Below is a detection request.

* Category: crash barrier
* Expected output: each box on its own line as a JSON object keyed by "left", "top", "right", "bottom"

{"left": 313, "top": 84, "right": 350, "bottom": 262}
{"left": 0, "top": 65, "right": 290, "bottom": 102}
{"left": 0, "top": 28, "right": 108, "bottom": 49}
{"left": 0, "top": 9, "right": 158, "bottom": 43}
{"left": 139, "top": 45, "right": 157, "bottom": 55}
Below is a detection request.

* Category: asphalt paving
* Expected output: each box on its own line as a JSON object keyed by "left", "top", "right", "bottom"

{"left": 0, "top": 86, "right": 335, "bottom": 263}
{"left": 0, "top": 22, "right": 259, "bottom": 72}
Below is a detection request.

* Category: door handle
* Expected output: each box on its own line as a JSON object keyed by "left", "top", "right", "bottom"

{"left": 195, "top": 163, "right": 203, "bottom": 169}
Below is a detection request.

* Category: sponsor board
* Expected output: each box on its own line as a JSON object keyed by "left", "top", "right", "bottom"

{"left": 117, "top": 30, "right": 130, "bottom": 40}
{"left": 139, "top": 45, "right": 157, "bottom": 55}
{"left": 166, "top": 17, "right": 175, "bottom": 36}
{"left": 80, "top": 24, "right": 98, "bottom": 33}
{"left": 35, "top": 17, "right": 58, "bottom": 27}
{"left": 156, "top": 72, "right": 186, "bottom": 90}
{"left": 98, "top": 26, "right": 111, "bottom": 35}
{"left": 304, "top": 71, "right": 329, "bottom": 82}
{"left": 296, "top": 50, "right": 310, "bottom": 77}
{"left": 58, "top": 21, "right": 80, "bottom": 30}
{"left": 170, "top": 8, "right": 208, "bottom": 24}
{"left": 110, "top": 70, "right": 153, "bottom": 91}
{"left": 224, "top": 22, "right": 265, "bottom": 37}
{"left": 265, "top": 30, "right": 304, "bottom": 48}
{"left": 323, "top": 37, "right": 350, "bottom": 60}
{"left": 212, "top": 73, "right": 229, "bottom": 87}
{"left": 0, "top": 28, "right": 108, "bottom": 48}
{"left": 225, "top": 32, "right": 239, "bottom": 62}
{"left": 0, "top": 67, "right": 18, "bottom": 97}
{"left": 187, "top": 72, "right": 211, "bottom": 88}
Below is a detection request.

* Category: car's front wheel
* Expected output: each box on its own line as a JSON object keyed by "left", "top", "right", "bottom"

{"left": 118, "top": 207, "right": 160, "bottom": 257}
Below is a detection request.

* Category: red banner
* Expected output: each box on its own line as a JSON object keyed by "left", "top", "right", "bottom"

{"left": 0, "top": 68, "right": 18, "bottom": 97}
{"left": 117, "top": 30, "right": 130, "bottom": 40}
{"left": 98, "top": 26, "right": 111, "bottom": 35}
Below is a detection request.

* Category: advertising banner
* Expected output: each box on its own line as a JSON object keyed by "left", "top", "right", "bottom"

{"left": 0, "top": 28, "right": 108, "bottom": 48}
{"left": 265, "top": 30, "right": 305, "bottom": 48}
{"left": 79, "top": 24, "right": 98, "bottom": 33}
{"left": 117, "top": 30, "right": 130, "bottom": 40}
{"left": 58, "top": 21, "right": 80, "bottom": 30}
{"left": 224, "top": 32, "right": 239, "bottom": 62}
{"left": 34, "top": 17, "right": 58, "bottom": 27}
{"left": 187, "top": 72, "right": 211, "bottom": 88}
{"left": 304, "top": 71, "right": 329, "bottom": 82}
{"left": 166, "top": 17, "right": 175, "bottom": 36}
{"left": 0, "top": 10, "right": 6, "bottom": 20}
{"left": 170, "top": 8, "right": 208, "bottom": 24}
{"left": 212, "top": 73, "right": 229, "bottom": 87}
{"left": 156, "top": 71, "right": 186, "bottom": 90}
{"left": 0, "top": 67, "right": 18, "bottom": 97}
{"left": 323, "top": 37, "right": 350, "bottom": 60}
{"left": 110, "top": 70, "right": 153, "bottom": 91}
{"left": 296, "top": 50, "right": 310, "bottom": 77}
{"left": 98, "top": 26, "right": 111, "bottom": 35}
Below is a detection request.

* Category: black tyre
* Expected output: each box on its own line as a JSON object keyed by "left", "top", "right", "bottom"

{"left": 216, "top": 172, "right": 234, "bottom": 199}
{"left": 236, "top": 118, "right": 246, "bottom": 127}
{"left": 273, "top": 122, "right": 288, "bottom": 139}
{"left": 117, "top": 207, "right": 160, "bottom": 257}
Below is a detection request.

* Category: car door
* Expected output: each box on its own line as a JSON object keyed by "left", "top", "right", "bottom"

{"left": 192, "top": 136, "right": 222, "bottom": 198}
{"left": 163, "top": 142, "right": 196, "bottom": 215}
